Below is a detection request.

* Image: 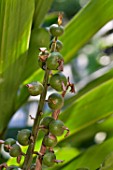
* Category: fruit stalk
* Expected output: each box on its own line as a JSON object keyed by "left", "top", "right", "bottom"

{"left": 22, "top": 69, "right": 50, "bottom": 170}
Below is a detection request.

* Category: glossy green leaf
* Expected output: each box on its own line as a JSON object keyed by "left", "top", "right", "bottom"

{"left": 33, "top": 0, "right": 53, "bottom": 28}
{"left": 60, "top": 0, "right": 113, "bottom": 63}
{"left": 101, "top": 152, "right": 113, "bottom": 169}
{"left": 53, "top": 137, "right": 113, "bottom": 170}
{"left": 65, "top": 67, "right": 113, "bottom": 106}
{"left": 15, "top": 69, "right": 44, "bottom": 111}
{"left": 0, "top": 0, "right": 53, "bottom": 137}
{"left": 0, "top": 0, "right": 34, "bottom": 136}
{"left": 58, "top": 115, "right": 113, "bottom": 148}
{"left": 60, "top": 78, "right": 113, "bottom": 137}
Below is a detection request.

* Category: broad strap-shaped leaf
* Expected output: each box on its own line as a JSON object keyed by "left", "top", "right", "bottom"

{"left": 65, "top": 66, "right": 113, "bottom": 106}
{"left": 58, "top": 115, "right": 113, "bottom": 148}
{"left": 60, "top": 0, "right": 113, "bottom": 63}
{"left": 0, "top": 0, "right": 34, "bottom": 136}
{"left": 33, "top": 0, "right": 53, "bottom": 28}
{"left": 100, "top": 152, "right": 113, "bottom": 170}
{"left": 52, "top": 137, "right": 113, "bottom": 170}
{"left": 60, "top": 78, "right": 113, "bottom": 135}
{"left": 0, "top": 0, "right": 53, "bottom": 137}
{"left": 10, "top": 0, "right": 113, "bottom": 116}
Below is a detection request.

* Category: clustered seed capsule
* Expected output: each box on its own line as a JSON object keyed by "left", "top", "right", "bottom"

{"left": 0, "top": 14, "right": 72, "bottom": 170}
{"left": 10, "top": 15, "right": 70, "bottom": 169}
{"left": 49, "top": 24, "right": 64, "bottom": 37}
{"left": 46, "top": 52, "right": 64, "bottom": 70}
{"left": 4, "top": 138, "right": 16, "bottom": 152}
{"left": 9, "top": 144, "right": 21, "bottom": 157}
{"left": 49, "top": 119, "right": 65, "bottom": 136}
{"left": 50, "top": 72, "right": 67, "bottom": 91}
{"left": 42, "top": 151, "right": 56, "bottom": 167}
{"left": 17, "top": 129, "right": 31, "bottom": 146}
{"left": 36, "top": 16, "right": 70, "bottom": 168}
{"left": 26, "top": 82, "right": 44, "bottom": 96}
{"left": 43, "top": 133, "right": 57, "bottom": 148}
{"left": 48, "top": 93, "right": 64, "bottom": 110}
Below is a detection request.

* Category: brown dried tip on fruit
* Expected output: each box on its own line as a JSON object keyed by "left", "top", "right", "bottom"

{"left": 39, "top": 48, "right": 49, "bottom": 62}
{"left": 38, "top": 48, "right": 49, "bottom": 70}
{"left": 58, "top": 13, "right": 63, "bottom": 25}
{"left": 4, "top": 138, "right": 16, "bottom": 152}
{"left": 69, "top": 84, "right": 76, "bottom": 93}
{"left": 39, "top": 47, "right": 47, "bottom": 52}
{"left": 0, "top": 163, "right": 7, "bottom": 169}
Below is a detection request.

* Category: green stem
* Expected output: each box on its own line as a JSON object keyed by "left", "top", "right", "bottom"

{"left": 22, "top": 69, "right": 50, "bottom": 170}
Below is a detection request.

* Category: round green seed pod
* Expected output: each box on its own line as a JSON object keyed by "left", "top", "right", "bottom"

{"left": 38, "top": 49, "right": 49, "bottom": 70}
{"left": 46, "top": 52, "right": 64, "bottom": 70}
{"left": 50, "top": 73, "right": 67, "bottom": 91}
{"left": 9, "top": 144, "right": 21, "bottom": 157}
{"left": 50, "top": 40, "right": 63, "bottom": 52}
{"left": 38, "top": 58, "right": 46, "bottom": 70}
{"left": 49, "top": 24, "right": 64, "bottom": 37}
{"left": 43, "top": 134, "right": 57, "bottom": 147}
{"left": 17, "top": 129, "right": 31, "bottom": 146}
{"left": 48, "top": 93, "right": 64, "bottom": 110}
{"left": 43, "top": 151, "right": 56, "bottom": 167}
{"left": 26, "top": 82, "right": 44, "bottom": 96}
{"left": 4, "top": 138, "right": 16, "bottom": 152}
{"left": 40, "top": 117, "right": 54, "bottom": 129}
{"left": 49, "top": 120, "right": 64, "bottom": 136}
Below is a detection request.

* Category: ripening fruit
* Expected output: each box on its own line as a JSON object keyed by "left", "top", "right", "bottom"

{"left": 38, "top": 49, "right": 49, "bottom": 70}
{"left": 26, "top": 82, "right": 44, "bottom": 96}
{"left": 40, "top": 117, "right": 54, "bottom": 129}
{"left": 9, "top": 144, "right": 21, "bottom": 157}
{"left": 50, "top": 73, "right": 67, "bottom": 91}
{"left": 50, "top": 40, "right": 63, "bottom": 52}
{"left": 38, "top": 58, "right": 46, "bottom": 70}
{"left": 48, "top": 93, "right": 64, "bottom": 110}
{"left": 46, "top": 52, "right": 64, "bottom": 70}
{"left": 43, "top": 151, "right": 56, "bottom": 167}
{"left": 43, "top": 134, "right": 57, "bottom": 147}
{"left": 49, "top": 24, "right": 64, "bottom": 37}
{"left": 4, "top": 138, "right": 16, "bottom": 152}
{"left": 49, "top": 120, "right": 64, "bottom": 136}
{"left": 17, "top": 129, "right": 31, "bottom": 146}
